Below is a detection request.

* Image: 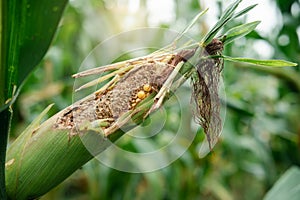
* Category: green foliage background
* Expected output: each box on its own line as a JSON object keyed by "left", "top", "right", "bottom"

{"left": 9, "top": 0, "right": 300, "bottom": 199}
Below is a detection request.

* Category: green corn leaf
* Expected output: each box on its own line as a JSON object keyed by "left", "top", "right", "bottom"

{"left": 264, "top": 166, "right": 300, "bottom": 200}
{"left": 233, "top": 4, "right": 258, "bottom": 18}
{"left": 1, "top": 1, "right": 67, "bottom": 198}
{"left": 223, "top": 55, "right": 298, "bottom": 67}
{"left": 223, "top": 21, "right": 261, "bottom": 45}
{"left": 0, "top": 0, "right": 68, "bottom": 110}
{"left": 221, "top": 0, "right": 242, "bottom": 21}
{"left": 202, "top": 0, "right": 242, "bottom": 45}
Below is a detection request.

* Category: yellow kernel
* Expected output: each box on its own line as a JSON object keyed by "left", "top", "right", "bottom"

{"left": 137, "top": 91, "right": 146, "bottom": 99}
{"left": 131, "top": 103, "right": 136, "bottom": 108}
{"left": 143, "top": 84, "right": 152, "bottom": 92}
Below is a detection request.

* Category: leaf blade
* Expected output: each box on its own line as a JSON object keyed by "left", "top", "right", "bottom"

{"left": 201, "top": 0, "right": 242, "bottom": 45}
{"left": 223, "top": 21, "right": 260, "bottom": 45}
{"left": 1, "top": 0, "right": 68, "bottom": 108}
{"left": 264, "top": 166, "right": 300, "bottom": 200}
{"left": 233, "top": 4, "right": 258, "bottom": 18}
{"left": 223, "top": 56, "right": 298, "bottom": 67}
{"left": 1, "top": 1, "right": 68, "bottom": 198}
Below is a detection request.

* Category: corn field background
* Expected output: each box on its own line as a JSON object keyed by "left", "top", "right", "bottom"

{"left": 5, "top": 0, "right": 300, "bottom": 199}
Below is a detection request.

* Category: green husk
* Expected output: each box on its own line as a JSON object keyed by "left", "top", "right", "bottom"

{"left": 5, "top": 104, "right": 94, "bottom": 199}
{"left": 5, "top": 91, "right": 156, "bottom": 199}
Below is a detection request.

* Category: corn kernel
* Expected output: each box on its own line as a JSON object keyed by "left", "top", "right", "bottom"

{"left": 143, "top": 84, "right": 152, "bottom": 92}
{"left": 131, "top": 103, "right": 136, "bottom": 108}
{"left": 137, "top": 90, "right": 146, "bottom": 99}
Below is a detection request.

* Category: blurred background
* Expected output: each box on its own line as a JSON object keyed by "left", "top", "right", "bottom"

{"left": 10, "top": 0, "right": 300, "bottom": 199}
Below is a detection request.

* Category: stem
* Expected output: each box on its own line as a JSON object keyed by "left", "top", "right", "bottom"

{"left": 0, "top": 108, "right": 10, "bottom": 200}
{"left": 1, "top": 0, "right": 12, "bottom": 199}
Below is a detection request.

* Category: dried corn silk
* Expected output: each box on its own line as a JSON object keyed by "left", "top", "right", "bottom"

{"left": 191, "top": 38, "right": 224, "bottom": 150}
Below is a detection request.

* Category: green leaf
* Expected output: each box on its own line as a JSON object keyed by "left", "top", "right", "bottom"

{"left": 223, "top": 56, "right": 298, "bottom": 67}
{"left": 202, "top": 0, "right": 242, "bottom": 45}
{"left": 264, "top": 166, "right": 300, "bottom": 200}
{"left": 233, "top": 4, "right": 258, "bottom": 18}
{"left": 0, "top": 0, "right": 68, "bottom": 109}
{"left": 223, "top": 21, "right": 260, "bottom": 45}
{"left": 1, "top": 1, "right": 67, "bottom": 198}
{"left": 201, "top": 1, "right": 258, "bottom": 46}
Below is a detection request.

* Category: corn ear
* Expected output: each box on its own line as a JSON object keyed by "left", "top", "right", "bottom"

{"left": 5, "top": 90, "right": 157, "bottom": 199}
